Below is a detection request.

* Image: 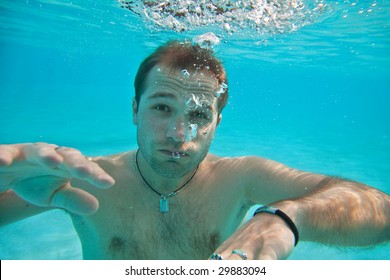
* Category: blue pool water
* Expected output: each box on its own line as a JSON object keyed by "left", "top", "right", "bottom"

{"left": 0, "top": 0, "right": 389, "bottom": 259}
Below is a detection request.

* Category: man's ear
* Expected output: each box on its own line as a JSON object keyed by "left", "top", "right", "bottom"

{"left": 132, "top": 97, "right": 138, "bottom": 125}
{"left": 217, "top": 114, "right": 222, "bottom": 126}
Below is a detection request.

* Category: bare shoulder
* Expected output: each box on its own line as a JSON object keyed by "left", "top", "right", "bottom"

{"left": 71, "top": 150, "right": 135, "bottom": 191}
{"left": 89, "top": 150, "right": 135, "bottom": 171}
{"left": 207, "top": 154, "right": 313, "bottom": 174}
{"left": 204, "top": 153, "right": 323, "bottom": 187}
{"left": 204, "top": 153, "right": 271, "bottom": 170}
{"left": 202, "top": 154, "right": 278, "bottom": 184}
{"left": 204, "top": 154, "right": 326, "bottom": 204}
{"left": 91, "top": 150, "right": 133, "bottom": 164}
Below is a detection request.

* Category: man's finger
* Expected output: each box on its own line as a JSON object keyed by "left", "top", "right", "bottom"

{"left": 24, "top": 143, "right": 64, "bottom": 168}
{"left": 50, "top": 182, "right": 99, "bottom": 215}
{"left": 55, "top": 148, "right": 114, "bottom": 188}
{"left": 0, "top": 145, "right": 22, "bottom": 166}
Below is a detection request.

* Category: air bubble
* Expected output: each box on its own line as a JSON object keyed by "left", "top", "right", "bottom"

{"left": 171, "top": 151, "right": 186, "bottom": 159}
{"left": 185, "top": 94, "right": 200, "bottom": 111}
{"left": 214, "top": 82, "right": 228, "bottom": 98}
{"left": 192, "top": 32, "right": 220, "bottom": 49}
{"left": 172, "top": 152, "right": 181, "bottom": 159}
{"left": 185, "top": 94, "right": 210, "bottom": 113}
{"left": 181, "top": 69, "right": 190, "bottom": 78}
{"left": 185, "top": 123, "right": 198, "bottom": 142}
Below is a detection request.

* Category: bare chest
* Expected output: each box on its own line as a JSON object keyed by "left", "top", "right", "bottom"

{"left": 116, "top": 202, "right": 223, "bottom": 259}
{"left": 72, "top": 179, "right": 247, "bottom": 259}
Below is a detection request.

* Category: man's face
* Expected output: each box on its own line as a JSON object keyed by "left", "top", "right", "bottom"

{"left": 133, "top": 65, "right": 223, "bottom": 178}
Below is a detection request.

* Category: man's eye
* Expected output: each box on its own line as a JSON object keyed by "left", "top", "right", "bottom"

{"left": 154, "top": 105, "right": 170, "bottom": 112}
{"left": 191, "top": 111, "right": 209, "bottom": 119}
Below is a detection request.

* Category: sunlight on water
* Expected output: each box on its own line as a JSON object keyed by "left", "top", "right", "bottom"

{"left": 119, "top": 0, "right": 331, "bottom": 35}
{"left": 0, "top": 0, "right": 388, "bottom": 68}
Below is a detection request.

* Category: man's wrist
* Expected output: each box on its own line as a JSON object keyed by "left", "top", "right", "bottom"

{"left": 253, "top": 205, "right": 300, "bottom": 246}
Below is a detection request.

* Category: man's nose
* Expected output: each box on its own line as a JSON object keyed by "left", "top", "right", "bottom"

{"left": 166, "top": 115, "right": 186, "bottom": 142}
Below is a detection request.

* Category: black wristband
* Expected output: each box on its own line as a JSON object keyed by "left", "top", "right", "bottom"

{"left": 253, "top": 205, "right": 299, "bottom": 246}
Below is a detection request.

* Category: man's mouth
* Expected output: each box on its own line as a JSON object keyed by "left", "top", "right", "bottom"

{"left": 160, "top": 149, "right": 188, "bottom": 159}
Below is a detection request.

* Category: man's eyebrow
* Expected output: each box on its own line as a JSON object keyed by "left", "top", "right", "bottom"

{"left": 147, "top": 92, "right": 177, "bottom": 99}
{"left": 190, "top": 102, "right": 215, "bottom": 113}
{"left": 198, "top": 103, "right": 214, "bottom": 111}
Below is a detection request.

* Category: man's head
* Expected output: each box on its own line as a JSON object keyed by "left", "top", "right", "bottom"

{"left": 132, "top": 40, "right": 229, "bottom": 178}
{"left": 134, "top": 40, "right": 228, "bottom": 115}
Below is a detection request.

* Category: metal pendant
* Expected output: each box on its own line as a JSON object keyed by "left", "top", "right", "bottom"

{"left": 160, "top": 198, "right": 169, "bottom": 213}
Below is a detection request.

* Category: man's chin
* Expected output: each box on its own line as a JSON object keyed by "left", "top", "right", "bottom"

{"left": 152, "top": 161, "right": 195, "bottom": 179}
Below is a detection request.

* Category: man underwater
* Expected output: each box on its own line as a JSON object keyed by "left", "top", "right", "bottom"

{"left": 0, "top": 41, "right": 389, "bottom": 259}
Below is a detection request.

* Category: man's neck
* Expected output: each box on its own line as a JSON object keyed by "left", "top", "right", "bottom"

{"left": 134, "top": 150, "right": 198, "bottom": 195}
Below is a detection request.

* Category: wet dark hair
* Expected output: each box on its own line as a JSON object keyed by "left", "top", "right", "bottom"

{"left": 134, "top": 40, "right": 228, "bottom": 114}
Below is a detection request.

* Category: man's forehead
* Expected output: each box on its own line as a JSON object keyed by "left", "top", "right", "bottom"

{"left": 147, "top": 65, "right": 220, "bottom": 92}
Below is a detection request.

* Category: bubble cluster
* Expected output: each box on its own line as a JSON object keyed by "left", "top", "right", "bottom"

{"left": 119, "top": 0, "right": 330, "bottom": 35}
{"left": 171, "top": 151, "right": 186, "bottom": 159}
{"left": 185, "top": 93, "right": 210, "bottom": 113}
{"left": 182, "top": 93, "right": 211, "bottom": 142}
{"left": 185, "top": 123, "right": 198, "bottom": 142}
{"left": 214, "top": 82, "right": 228, "bottom": 98}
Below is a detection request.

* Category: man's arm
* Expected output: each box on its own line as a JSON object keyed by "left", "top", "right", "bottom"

{"left": 213, "top": 156, "right": 389, "bottom": 259}
{"left": 275, "top": 177, "right": 390, "bottom": 246}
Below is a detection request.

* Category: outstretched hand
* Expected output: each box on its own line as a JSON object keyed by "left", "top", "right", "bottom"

{"left": 210, "top": 213, "right": 296, "bottom": 260}
{"left": 0, "top": 143, "right": 115, "bottom": 215}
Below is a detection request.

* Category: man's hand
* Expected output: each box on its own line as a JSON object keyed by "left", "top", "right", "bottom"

{"left": 211, "top": 213, "right": 296, "bottom": 260}
{"left": 0, "top": 143, "right": 115, "bottom": 215}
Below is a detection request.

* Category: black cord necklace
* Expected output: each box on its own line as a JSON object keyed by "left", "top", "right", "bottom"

{"left": 135, "top": 149, "right": 199, "bottom": 213}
